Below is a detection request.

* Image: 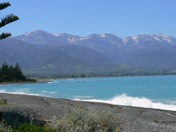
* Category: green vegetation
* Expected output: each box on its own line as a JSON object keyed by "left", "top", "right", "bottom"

{"left": 0, "top": 99, "right": 7, "bottom": 106}
{"left": 48, "top": 109, "right": 121, "bottom": 132}
{"left": 0, "top": 111, "right": 48, "bottom": 132}
{"left": 0, "top": 62, "right": 26, "bottom": 83}
{"left": 0, "top": 2, "right": 19, "bottom": 39}
{"left": 13, "top": 124, "right": 50, "bottom": 132}
{"left": 0, "top": 109, "right": 121, "bottom": 132}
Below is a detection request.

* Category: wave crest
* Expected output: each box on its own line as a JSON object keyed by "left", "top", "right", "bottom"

{"left": 75, "top": 94, "right": 176, "bottom": 111}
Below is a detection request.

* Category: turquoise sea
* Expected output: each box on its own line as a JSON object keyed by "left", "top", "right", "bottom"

{"left": 1, "top": 76, "right": 176, "bottom": 111}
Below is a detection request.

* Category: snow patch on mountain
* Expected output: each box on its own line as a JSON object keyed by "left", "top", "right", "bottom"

{"left": 52, "top": 33, "right": 60, "bottom": 37}
{"left": 132, "top": 36, "right": 139, "bottom": 44}
{"left": 24, "top": 32, "right": 31, "bottom": 36}
{"left": 15, "top": 30, "right": 176, "bottom": 47}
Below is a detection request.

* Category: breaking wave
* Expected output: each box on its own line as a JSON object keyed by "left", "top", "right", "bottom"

{"left": 75, "top": 94, "right": 176, "bottom": 111}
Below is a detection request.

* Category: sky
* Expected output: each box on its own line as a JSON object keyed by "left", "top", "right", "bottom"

{"left": 1, "top": 0, "right": 176, "bottom": 38}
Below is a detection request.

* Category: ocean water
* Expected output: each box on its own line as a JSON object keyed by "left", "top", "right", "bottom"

{"left": 1, "top": 76, "right": 176, "bottom": 111}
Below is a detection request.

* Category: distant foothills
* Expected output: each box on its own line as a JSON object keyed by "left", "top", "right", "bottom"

{"left": 1, "top": 30, "right": 176, "bottom": 77}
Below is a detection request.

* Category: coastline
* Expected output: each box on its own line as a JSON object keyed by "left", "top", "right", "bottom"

{"left": 0, "top": 78, "right": 52, "bottom": 86}
{"left": 0, "top": 93, "right": 176, "bottom": 131}
{"left": 1, "top": 74, "right": 176, "bottom": 86}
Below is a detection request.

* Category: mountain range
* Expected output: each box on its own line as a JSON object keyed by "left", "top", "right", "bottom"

{"left": 1, "top": 30, "right": 176, "bottom": 76}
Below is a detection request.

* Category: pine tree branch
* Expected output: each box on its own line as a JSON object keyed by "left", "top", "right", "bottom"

{"left": 0, "top": 33, "right": 11, "bottom": 39}
{"left": 0, "top": 2, "right": 11, "bottom": 10}
{"left": 0, "top": 2, "right": 19, "bottom": 39}
{"left": 0, "top": 14, "right": 19, "bottom": 28}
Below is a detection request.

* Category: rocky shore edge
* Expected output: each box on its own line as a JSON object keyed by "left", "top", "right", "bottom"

{"left": 0, "top": 93, "right": 176, "bottom": 132}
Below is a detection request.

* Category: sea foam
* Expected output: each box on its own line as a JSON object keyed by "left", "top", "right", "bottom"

{"left": 0, "top": 89, "right": 40, "bottom": 96}
{"left": 75, "top": 93, "right": 176, "bottom": 111}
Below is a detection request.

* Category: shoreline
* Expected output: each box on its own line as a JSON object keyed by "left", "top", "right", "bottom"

{"left": 0, "top": 78, "right": 52, "bottom": 86}
{"left": 1, "top": 74, "right": 176, "bottom": 86}
{"left": 0, "top": 91, "right": 176, "bottom": 112}
{"left": 0, "top": 93, "right": 176, "bottom": 131}
{"left": 1, "top": 76, "right": 176, "bottom": 112}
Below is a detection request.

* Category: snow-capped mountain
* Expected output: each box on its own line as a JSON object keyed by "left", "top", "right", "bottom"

{"left": 16, "top": 30, "right": 70, "bottom": 45}
{"left": 123, "top": 34, "right": 176, "bottom": 46}
{"left": 16, "top": 30, "right": 176, "bottom": 46}
{"left": 13, "top": 30, "right": 176, "bottom": 72}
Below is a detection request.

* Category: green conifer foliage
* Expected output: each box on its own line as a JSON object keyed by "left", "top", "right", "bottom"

{"left": 0, "top": 62, "right": 26, "bottom": 82}
{"left": 0, "top": 2, "right": 19, "bottom": 39}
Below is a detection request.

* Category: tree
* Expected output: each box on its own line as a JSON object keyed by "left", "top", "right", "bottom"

{"left": 0, "top": 2, "right": 19, "bottom": 39}
{"left": 1, "top": 62, "right": 10, "bottom": 81}
{"left": 0, "top": 62, "right": 26, "bottom": 82}
{"left": 14, "top": 62, "right": 26, "bottom": 80}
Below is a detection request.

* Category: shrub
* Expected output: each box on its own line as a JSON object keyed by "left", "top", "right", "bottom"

{"left": 49, "top": 109, "right": 121, "bottom": 132}
{"left": 13, "top": 124, "right": 47, "bottom": 132}
{"left": 0, "top": 99, "right": 7, "bottom": 105}
{"left": 0, "top": 122, "right": 13, "bottom": 132}
{"left": 2, "top": 111, "right": 32, "bottom": 127}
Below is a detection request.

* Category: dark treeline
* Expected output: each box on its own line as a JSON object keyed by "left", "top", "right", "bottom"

{"left": 0, "top": 62, "right": 26, "bottom": 82}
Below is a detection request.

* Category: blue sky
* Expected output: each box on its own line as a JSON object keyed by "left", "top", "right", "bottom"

{"left": 1, "top": 0, "right": 176, "bottom": 37}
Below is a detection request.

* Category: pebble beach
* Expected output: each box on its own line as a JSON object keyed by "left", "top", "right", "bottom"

{"left": 0, "top": 93, "right": 176, "bottom": 131}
